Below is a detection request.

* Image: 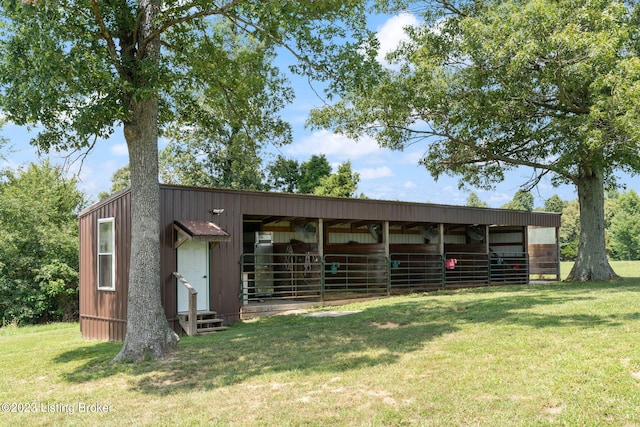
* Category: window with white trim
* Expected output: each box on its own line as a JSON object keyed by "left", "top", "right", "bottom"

{"left": 98, "top": 218, "right": 115, "bottom": 290}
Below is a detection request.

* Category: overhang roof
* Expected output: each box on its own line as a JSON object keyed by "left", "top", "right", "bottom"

{"left": 173, "top": 220, "right": 231, "bottom": 248}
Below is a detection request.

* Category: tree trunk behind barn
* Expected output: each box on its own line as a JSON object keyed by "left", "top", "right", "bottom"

{"left": 566, "top": 165, "right": 618, "bottom": 282}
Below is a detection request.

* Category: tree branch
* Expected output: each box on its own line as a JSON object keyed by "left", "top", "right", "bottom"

{"left": 136, "top": 0, "right": 245, "bottom": 60}
{"left": 373, "top": 118, "right": 575, "bottom": 182}
{"left": 433, "top": 0, "right": 467, "bottom": 17}
{"left": 554, "top": 54, "right": 590, "bottom": 115}
{"left": 88, "top": 0, "right": 124, "bottom": 75}
{"left": 441, "top": 131, "right": 573, "bottom": 181}
{"left": 224, "top": 13, "right": 341, "bottom": 81}
{"left": 61, "top": 134, "right": 100, "bottom": 178}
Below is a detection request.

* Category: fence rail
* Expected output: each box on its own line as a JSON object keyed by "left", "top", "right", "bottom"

{"left": 489, "top": 252, "right": 529, "bottom": 284}
{"left": 323, "top": 254, "right": 389, "bottom": 299}
{"left": 444, "top": 252, "right": 490, "bottom": 288}
{"left": 389, "top": 253, "right": 444, "bottom": 293}
{"left": 240, "top": 252, "right": 533, "bottom": 303}
{"left": 241, "top": 252, "right": 322, "bottom": 304}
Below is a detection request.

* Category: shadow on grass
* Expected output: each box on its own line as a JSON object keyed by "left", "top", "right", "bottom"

{"left": 55, "top": 309, "right": 459, "bottom": 393}
{"left": 54, "top": 280, "right": 636, "bottom": 395}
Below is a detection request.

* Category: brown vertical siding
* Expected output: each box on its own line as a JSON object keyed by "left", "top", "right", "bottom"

{"left": 160, "top": 187, "right": 246, "bottom": 325}
{"left": 80, "top": 184, "right": 561, "bottom": 341}
{"left": 529, "top": 244, "right": 561, "bottom": 276}
{"left": 79, "top": 190, "right": 131, "bottom": 341}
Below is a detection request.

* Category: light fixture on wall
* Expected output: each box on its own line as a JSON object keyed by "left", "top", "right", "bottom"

{"left": 210, "top": 208, "right": 225, "bottom": 215}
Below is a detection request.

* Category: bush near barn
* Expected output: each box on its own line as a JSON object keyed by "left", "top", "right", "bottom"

{"left": 0, "top": 161, "right": 87, "bottom": 326}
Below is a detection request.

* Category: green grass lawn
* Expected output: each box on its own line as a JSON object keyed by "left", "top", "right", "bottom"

{"left": 2, "top": 261, "right": 640, "bottom": 426}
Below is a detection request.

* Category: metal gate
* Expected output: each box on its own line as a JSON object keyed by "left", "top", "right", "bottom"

{"left": 240, "top": 251, "right": 530, "bottom": 304}
{"left": 389, "top": 253, "right": 444, "bottom": 293}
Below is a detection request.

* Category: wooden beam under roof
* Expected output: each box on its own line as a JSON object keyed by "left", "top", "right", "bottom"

{"left": 323, "top": 219, "right": 358, "bottom": 227}
{"left": 259, "top": 216, "right": 285, "bottom": 225}
{"left": 399, "top": 222, "right": 422, "bottom": 230}
{"left": 261, "top": 216, "right": 314, "bottom": 226}
{"left": 350, "top": 220, "right": 380, "bottom": 229}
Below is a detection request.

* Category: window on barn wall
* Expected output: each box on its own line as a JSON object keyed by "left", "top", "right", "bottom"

{"left": 98, "top": 218, "right": 115, "bottom": 290}
{"left": 528, "top": 227, "right": 556, "bottom": 244}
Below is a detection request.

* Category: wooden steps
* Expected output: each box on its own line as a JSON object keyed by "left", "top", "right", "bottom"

{"left": 177, "top": 310, "right": 229, "bottom": 336}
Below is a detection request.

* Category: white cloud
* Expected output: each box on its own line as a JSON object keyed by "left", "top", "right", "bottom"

{"left": 111, "top": 143, "right": 128, "bottom": 156}
{"left": 488, "top": 192, "right": 511, "bottom": 206}
{"left": 404, "top": 181, "right": 417, "bottom": 189}
{"left": 363, "top": 183, "right": 400, "bottom": 201}
{"left": 286, "top": 130, "right": 384, "bottom": 160}
{"left": 401, "top": 150, "right": 425, "bottom": 165}
{"left": 77, "top": 166, "right": 98, "bottom": 191}
{"left": 375, "top": 13, "right": 420, "bottom": 66}
{"left": 358, "top": 166, "right": 394, "bottom": 180}
{"left": 329, "top": 161, "right": 342, "bottom": 173}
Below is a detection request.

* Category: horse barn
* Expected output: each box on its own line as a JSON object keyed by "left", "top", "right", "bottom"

{"left": 79, "top": 185, "right": 561, "bottom": 341}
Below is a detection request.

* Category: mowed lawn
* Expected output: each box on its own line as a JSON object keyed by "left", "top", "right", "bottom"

{"left": 2, "top": 261, "right": 640, "bottom": 426}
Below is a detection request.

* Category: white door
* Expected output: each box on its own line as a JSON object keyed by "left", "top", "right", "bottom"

{"left": 177, "top": 240, "right": 209, "bottom": 312}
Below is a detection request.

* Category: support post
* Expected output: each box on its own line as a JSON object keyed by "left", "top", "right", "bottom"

{"left": 188, "top": 292, "right": 197, "bottom": 335}
{"left": 524, "top": 226, "right": 530, "bottom": 284}
{"left": 439, "top": 223, "right": 446, "bottom": 289}
{"left": 318, "top": 218, "right": 325, "bottom": 302}
{"left": 318, "top": 218, "right": 324, "bottom": 258}
{"left": 383, "top": 221, "right": 390, "bottom": 296}
{"left": 173, "top": 272, "right": 198, "bottom": 336}
{"left": 383, "top": 221, "right": 390, "bottom": 258}
{"left": 485, "top": 225, "right": 490, "bottom": 253}
{"left": 556, "top": 226, "right": 561, "bottom": 281}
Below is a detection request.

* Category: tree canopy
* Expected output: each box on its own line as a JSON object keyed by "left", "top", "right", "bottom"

{"left": 266, "top": 154, "right": 333, "bottom": 194}
{"left": 501, "top": 190, "right": 534, "bottom": 211}
{"left": 0, "top": 0, "right": 375, "bottom": 360}
{"left": 103, "top": 151, "right": 362, "bottom": 198}
{"left": 0, "top": 161, "right": 86, "bottom": 325}
{"left": 298, "top": 154, "right": 333, "bottom": 194}
{"left": 543, "top": 195, "right": 568, "bottom": 214}
{"left": 266, "top": 155, "right": 301, "bottom": 193}
{"left": 311, "top": 0, "right": 640, "bottom": 281}
{"left": 313, "top": 161, "right": 360, "bottom": 198}
{"left": 609, "top": 190, "right": 640, "bottom": 260}
{"left": 465, "top": 192, "right": 488, "bottom": 208}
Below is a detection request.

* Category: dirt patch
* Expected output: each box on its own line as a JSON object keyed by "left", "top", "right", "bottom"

{"left": 542, "top": 402, "right": 563, "bottom": 415}
{"left": 303, "top": 310, "right": 362, "bottom": 318}
{"left": 371, "top": 322, "right": 400, "bottom": 329}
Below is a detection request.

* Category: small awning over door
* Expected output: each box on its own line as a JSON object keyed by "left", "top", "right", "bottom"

{"left": 174, "top": 219, "right": 231, "bottom": 249}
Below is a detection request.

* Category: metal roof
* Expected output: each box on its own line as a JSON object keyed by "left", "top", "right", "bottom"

{"left": 173, "top": 220, "right": 231, "bottom": 248}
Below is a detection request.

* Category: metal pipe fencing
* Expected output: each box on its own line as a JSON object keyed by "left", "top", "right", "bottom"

{"left": 240, "top": 251, "right": 530, "bottom": 303}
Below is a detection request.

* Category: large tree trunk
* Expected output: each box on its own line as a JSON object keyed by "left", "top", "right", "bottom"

{"left": 113, "top": 0, "right": 178, "bottom": 362}
{"left": 113, "top": 97, "right": 178, "bottom": 362}
{"left": 566, "top": 165, "right": 618, "bottom": 282}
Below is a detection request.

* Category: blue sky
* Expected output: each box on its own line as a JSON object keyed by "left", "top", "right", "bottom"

{"left": 2, "top": 12, "right": 638, "bottom": 208}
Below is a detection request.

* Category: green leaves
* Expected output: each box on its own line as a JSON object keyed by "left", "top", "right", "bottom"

{"left": 0, "top": 1, "right": 373, "bottom": 153}
{"left": 0, "top": 161, "right": 86, "bottom": 325}
{"left": 313, "top": 161, "right": 360, "bottom": 198}
{"left": 0, "top": 3, "right": 123, "bottom": 151}
{"left": 609, "top": 190, "right": 640, "bottom": 260}
{"left": 313, "top": 0, "right": 640, "bottom": 190}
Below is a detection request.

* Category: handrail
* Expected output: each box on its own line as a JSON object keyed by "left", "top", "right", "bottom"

{"left": 174, "top": 271, "right": 197, "bottom": 294}
{"left": 173, "top": 272, "right": 198, "bottom": 336}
